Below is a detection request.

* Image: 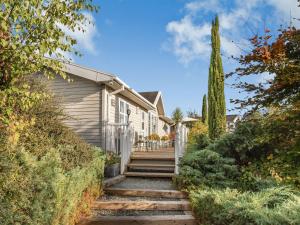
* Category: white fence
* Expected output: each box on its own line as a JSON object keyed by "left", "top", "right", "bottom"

{"left": 101, "top": 122, "right": 133, "bottom": 174}
{"left": 175, "top": 123, "right": 188, "bottom": 174}
{"left": 120, "top": 124, "right": 133, "bottom": 174}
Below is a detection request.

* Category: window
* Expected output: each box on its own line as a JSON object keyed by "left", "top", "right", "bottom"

{"left": 119, "top": 100, "right": 129, "bottom": 124}
{"left": 148, "top": 112, "right": 157, "bottom": 134}
{"left": 141, "top": 112, "right": 145, "bottom": 130}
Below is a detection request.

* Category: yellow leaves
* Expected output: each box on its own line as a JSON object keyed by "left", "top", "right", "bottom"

{"left": 188, "top": 120, "right": 208, "bottom": 144}
{"left": 270, "top": 168, "right": 283, "bottom": 182}
{"left": 267, "top": 154, "right": 273, "bottom": 160}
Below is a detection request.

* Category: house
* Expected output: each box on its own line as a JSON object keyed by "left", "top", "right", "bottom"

{"left": 138, "top": 91, "right": 174, "bottom": 137}
{"left": 182, "top": 115, "right": 241, "bottom": 133}
{"left": 48, "top": 62, "right": 173, "bottom": 152}
{"left": 226, "top": 114, "right": 241, "bottom": 132}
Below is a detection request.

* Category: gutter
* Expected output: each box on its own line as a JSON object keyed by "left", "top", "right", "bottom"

{"left": 113, "top": 77, "right": 156, "bottom": 110}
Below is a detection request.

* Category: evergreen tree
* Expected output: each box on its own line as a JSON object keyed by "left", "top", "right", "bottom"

{"left": 202, "top": 94, "right": 208, "bottom": 124}
{"left": 208, "top": 16, "right": 226, "bottom": 139}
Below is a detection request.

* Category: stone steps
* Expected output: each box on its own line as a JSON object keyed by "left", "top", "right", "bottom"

{"left": 78, "top": 214, "right": 196, "bottom": 225}
{"left": 92, "top": 199, "right": 191, "bottom": 211}
{"left": 77, "top": 178, "right": 196, "bottom": 225}
{"left": 104, "top": 188, "right": 188, "bottom": 198}
{"left": 124, "top": 171, "right": 174, "bottom": 178}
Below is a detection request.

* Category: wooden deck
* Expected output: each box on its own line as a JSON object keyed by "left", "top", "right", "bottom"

{"left": 131, "top": 149, "right": 175, "bottom": 159}
{"left": 125, "top": 149, "right": 175, "bottom": 178}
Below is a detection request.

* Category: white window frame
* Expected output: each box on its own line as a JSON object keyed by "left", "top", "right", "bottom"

{"left": 119, "top": 99, "right": 129, "bottom": 124}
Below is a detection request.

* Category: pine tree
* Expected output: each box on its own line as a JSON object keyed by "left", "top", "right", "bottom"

{"left": 208, "top": 16, "right": 226, "bottom": 139}
{"left": 202, "top": 94, "right": 208, "bottom": 124}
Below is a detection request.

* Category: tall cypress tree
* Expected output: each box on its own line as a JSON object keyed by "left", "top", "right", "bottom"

{"left": 208, "top": 16, "right": 226, "bottom": 139}
{"left": 202, "top": 94, "right": 208, "bottom": 124}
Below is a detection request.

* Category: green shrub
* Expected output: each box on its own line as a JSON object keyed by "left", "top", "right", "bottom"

{"left": 175, "top": 149, "right": 239, "bottom": 189}
{"left": 0, "top": 146, "right": 105, "bottom": 225}
{"left": 0, "top": 80, "right": 105, "bottom": 225}
{"left": 193, "top": 133, "right": 211, "bottom": 150}
{"left": 207, "top": 119, "right": 268, "bottom": 165}
{"left": 190, "top": 186, "right": 300, "bottom": 225}
{"left": 105, "top": 151, "right": 121, "bottom": 166}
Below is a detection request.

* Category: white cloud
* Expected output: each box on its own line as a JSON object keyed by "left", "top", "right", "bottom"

{"left": 165, "top": 1, "right": 255, "bottom": 64}
{"left": 166, "top": 15, "right": 211, "bottom": 64}
{"left": 166, "top": 0, "right": 300, "bottom": 65}
{"left": 185, "top": 0, "right": 221, "bottom": 14}
{"left": 266, "top": 0, "right": 300, "bottom": 18}
{"left": 220, "top": 36, "right": 241, "bottom": 56}
{"left": 60, "top": 12, "right": 99, "bottom": 56}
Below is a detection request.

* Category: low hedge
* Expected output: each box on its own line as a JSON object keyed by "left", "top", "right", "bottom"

{"left": 0, "top": 146, "right": 105, "bottom": 225}
{"left": 175, "top": 149, "right": 239, "bottom": 189}
{"left": 190, "top": 186, "right": 300, "bottom": 225}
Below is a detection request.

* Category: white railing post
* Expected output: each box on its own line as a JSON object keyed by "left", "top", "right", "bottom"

{"left": 120, "top": 127, "right": 126, "bottom": 174}
{"left": 120, "top": 123, "right": 133, "bottom": 174}
{"left": 175, "top": 122, "right": 188, "bottom": 175}
{"left": 175, "top": 123, "right": 181, "bottom": 174}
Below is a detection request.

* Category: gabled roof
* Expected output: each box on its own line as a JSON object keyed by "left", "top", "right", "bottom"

{"left": 139, "top": 91, "right": 165, "bottom": 116}
{"left": 226, "top": 115, "right": 240, "bottom": 123}
{"left": 61, "top": 62, "right": 156, "bottom": 111}
{"left": 139, "top": 91, "right": 160, "bottom": 104}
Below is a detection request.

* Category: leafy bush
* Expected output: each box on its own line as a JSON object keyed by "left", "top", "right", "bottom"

{"left": 192, "top": 133, "right": 211, "bottom": 150}
{"left": 0, "top": 80, "right": 105, "bottom": 225}
{"left": 187, "top": 121, "right": 209, "bottom": 148}
{"left": 0, "top": 145, "right": 104, "bottom": 225}
{"left": 175, "top": 149, "right": 239, "bottom": 189}
{"left": 207, "top": 119, "right": 268, "bottom": 165}
{"left": 105, "top": 151, "right": 121, "bottom": 166}
{"left": 148, "top": 133, "right": 160, "bottom": 141}
{"left": 161, "top": 135, "right": 169, "bottom": 141}
{"left": 190, "top": 186, "right": 300, "bottom": 225}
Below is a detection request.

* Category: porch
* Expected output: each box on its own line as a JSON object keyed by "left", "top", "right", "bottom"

{"left": 101, "top": 122, "right": 187, "bottom": 178}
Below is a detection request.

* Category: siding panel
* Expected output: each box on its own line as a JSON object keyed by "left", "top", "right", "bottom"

{"left": 49, "top": 74, "right": 102, "bottom": 147}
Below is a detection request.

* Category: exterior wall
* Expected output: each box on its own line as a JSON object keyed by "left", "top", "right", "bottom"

{"left": 148, "top": 110, "right": 158, "bottom": 135}
{"left": 116, "top": 93, "right": 149, "bottom": 141}
{"left": 49, "top": 74, "right": 102, "bottom": 147}
{"left": 158, "top": 118, "right": 170, "bottom": 137}
{"left": 104, "top": 87, "right": 150, "bottom": 145}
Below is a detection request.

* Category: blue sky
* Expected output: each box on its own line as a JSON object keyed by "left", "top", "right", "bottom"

{"left": 69, "top": 0, "right": 299, "bottom": 117}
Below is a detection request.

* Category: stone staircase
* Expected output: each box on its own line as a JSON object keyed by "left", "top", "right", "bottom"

{"left": 76, "top": 150, "right": 196, "bottom": 225}
{"left": 123, "top": 150, "right": 175, "bottom": 178}
{"left": 78, "top": 177, "right": 196, "bottom": 225}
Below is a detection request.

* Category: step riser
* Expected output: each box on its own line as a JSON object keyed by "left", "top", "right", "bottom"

{"left": 78, "top": 215, "right": 196, "bottom": 225}
{"left": 93, "top": 201, "right": 191, "bottom": 211}
{"left": 130, "top": 156, "right": 175, "bottom": 162}
{"left": 124, "top": 172, "right": 174, "bottom": 178}
{"left": 130, "top": 159, "right": 175, "bottom": 165}
{"left": 128, "top": 168, "right": 175, "bottom": 173}
{"left": 104, "top": 188, "right": 188, "bottom": 199}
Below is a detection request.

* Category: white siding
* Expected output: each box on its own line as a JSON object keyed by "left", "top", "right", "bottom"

{"left": 49, "top": 74, "right": 102, "bottom": 147}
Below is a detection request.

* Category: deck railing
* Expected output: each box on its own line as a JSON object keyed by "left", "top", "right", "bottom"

{"left": 175, "top": 123, "right": 188, "bottom": 174}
